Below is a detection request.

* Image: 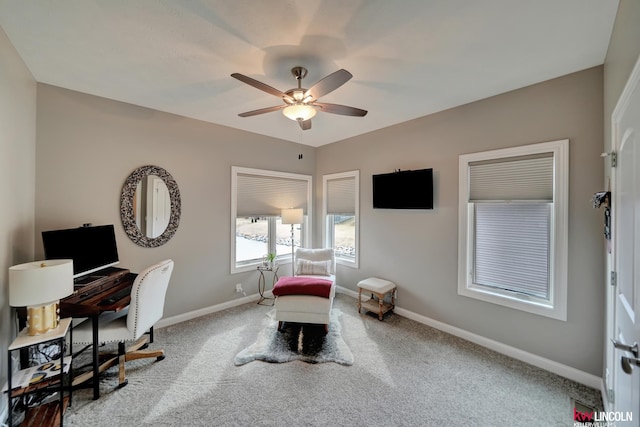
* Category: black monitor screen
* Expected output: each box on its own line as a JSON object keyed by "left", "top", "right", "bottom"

{"left": 42, "top": 225, "right": 119, "bottom": 278}
{"left": 373, "top": 168, "right": 433, "bottom": 209}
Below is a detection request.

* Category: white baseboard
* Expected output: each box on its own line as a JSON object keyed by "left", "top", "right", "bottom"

{"left": 396, "top": 306, "right": 600, "bottom": 389}
{"left": 338, "top": 287, "right": 359, "bottom": 299}
{"left": 337, "top": 286, "right": 601, "bottom": 389}
{"left": 156, "top": 292, "right": 263, "bottom": 329}
{"left": 156, "top": 286, "right": 601, "bottom": 389}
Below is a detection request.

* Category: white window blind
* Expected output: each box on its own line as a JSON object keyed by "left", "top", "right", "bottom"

{"left": 458, "top": 139, "right": 568, "bottom": 320}
{"left": 326, "top": 176, "right": 356, "bottom": 215}
{"left": 469, "top": 153, "right": 553, "bottom": 201}
{"left": 236, "top": 173, "right": 308, "bottom": 217}
{"left": 469, "top": 153, "right": 554, "bottom": 300}
{"left": 474, "top": 203, "right": 550, "bottom": 298}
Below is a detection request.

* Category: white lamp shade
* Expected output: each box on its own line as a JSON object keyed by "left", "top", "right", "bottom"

{"left": 9, "top": 259, "right": 74, "bottom": 307}
{"left": 282, "top": 104, "right": 317, "bottom": 121}
{"left": 281, "top": 208, "right": 303, "bottom": 225}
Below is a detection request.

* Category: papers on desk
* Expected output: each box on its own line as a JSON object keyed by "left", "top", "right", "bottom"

{"left": 2, "top": 356, "right": 71, "bottom": 392}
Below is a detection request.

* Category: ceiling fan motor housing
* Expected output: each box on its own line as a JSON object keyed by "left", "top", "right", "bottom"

{"left": 291, "top": 66, "right": 308, "bottom": 81}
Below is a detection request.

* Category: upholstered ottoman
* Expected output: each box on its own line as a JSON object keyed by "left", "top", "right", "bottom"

{"left": 357, "top": 277, "right": 396, "bottom": 320}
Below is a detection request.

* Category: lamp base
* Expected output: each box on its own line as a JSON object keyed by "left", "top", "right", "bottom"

{"left": 26, "top": 301, "right": 60, "bottom": 335}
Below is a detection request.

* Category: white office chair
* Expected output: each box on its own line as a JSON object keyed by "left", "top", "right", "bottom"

{"left": 73, "top": 259, "right": 174, "bottom": 389}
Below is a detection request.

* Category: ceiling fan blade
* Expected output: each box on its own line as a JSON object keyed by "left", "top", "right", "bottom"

{"left": 231, "top": 73, "right": 293, "bottom": 102}
{"left": 313, "top": 102, "right": 367, "bottom": 117}
{"left": 298, "top": 119, "right": 312, "bottom": 130}
{"left": 304, "top": 69, "right": 352, "bottom": 101}
{"left": 238, "top": 105, "right": 285, "bottom": 117}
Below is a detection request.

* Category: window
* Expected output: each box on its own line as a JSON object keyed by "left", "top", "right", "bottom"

{"left": 457, "top": 139, "right": 568, "bottom": 320}
{"left": 231, "top": 167, "right": 312, "bottom": 273}
{"left": 323, "top": 171, "right": 359, "bottom": 267}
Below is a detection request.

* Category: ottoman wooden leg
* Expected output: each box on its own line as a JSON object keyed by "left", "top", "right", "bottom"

{"left": 377, "top": 292, "right": 384, "bottom": 320}
{"left": 358, "top": 288, "right": 362, "bottom": 313}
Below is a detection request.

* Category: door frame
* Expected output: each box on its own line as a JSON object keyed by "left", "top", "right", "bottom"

{"left": 603, "top": 52, "right": 640, "bottom": 411}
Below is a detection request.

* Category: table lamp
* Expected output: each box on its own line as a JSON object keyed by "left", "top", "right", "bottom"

{"left": 281, "top": 208, "right": 303, "bottom": 276}
{"left": 9, "top": 259, "right": 74, "bottom": 335}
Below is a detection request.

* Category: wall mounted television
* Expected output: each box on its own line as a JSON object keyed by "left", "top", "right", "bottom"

{"left": 372, "top": 168, "right": 434, "bottom": 209}
{"left": 42, "top": 224, "right": 120, "bottom": 279}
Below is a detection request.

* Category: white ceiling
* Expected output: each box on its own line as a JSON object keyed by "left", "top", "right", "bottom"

{"left": 0, "top": 1, "right": 618, "bottom": 147}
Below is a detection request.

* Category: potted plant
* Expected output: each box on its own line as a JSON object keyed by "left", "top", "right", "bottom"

{"left": 266, "top": 252, "right": 276, "bottom": 269}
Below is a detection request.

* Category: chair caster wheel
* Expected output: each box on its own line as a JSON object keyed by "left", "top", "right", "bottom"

{"left": 157, "top": 355, "right": 165, "bottom": 361}
{"left": 117, "top": 379, "right": 128, "bottom": 389}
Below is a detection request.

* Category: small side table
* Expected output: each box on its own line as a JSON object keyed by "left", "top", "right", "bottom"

{"left": 357, "top": 277, "right": 397, "bottom": 321}
{"left": 7, "top": 317, "right": 72, "bottom": 427}
{"left": 257, "top": 264, "right": 279, "bottom": 305}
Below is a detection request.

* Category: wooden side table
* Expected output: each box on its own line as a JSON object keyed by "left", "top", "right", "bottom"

{"left": 257, "top": 264, "right": 279, "bottom": 305}
{"left": 357, "top": 277, "right": 397, "bottom": 320}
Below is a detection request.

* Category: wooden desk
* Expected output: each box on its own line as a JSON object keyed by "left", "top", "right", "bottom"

{"left": 60, "top": 267, "right": 136, "bottom": 400}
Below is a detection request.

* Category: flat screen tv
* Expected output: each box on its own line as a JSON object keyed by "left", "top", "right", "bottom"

{"left": 372, "top": 168, "right": 433, "bottom": 209}
{"left": 42, "top": 224, "right": 119, "bottom": 279}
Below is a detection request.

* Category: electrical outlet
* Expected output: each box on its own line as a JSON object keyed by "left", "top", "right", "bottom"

{"left": 235, "top": 283, "right": 243, "bottom": 293}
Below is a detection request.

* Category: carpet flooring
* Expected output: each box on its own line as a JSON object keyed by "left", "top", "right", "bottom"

{"left": 63, "top": 293, "right": 602, "bottom": 426}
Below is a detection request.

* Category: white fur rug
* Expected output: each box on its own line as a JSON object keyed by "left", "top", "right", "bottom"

{"left": 234, "top": 309, "right": 353, "bottom": 366}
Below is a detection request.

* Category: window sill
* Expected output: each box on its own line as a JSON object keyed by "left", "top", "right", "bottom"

{"left": 232, "top": 263, "right": 260, "bottom": 274}
{"left": 458, "top": 283, "right": 566, "bottom": 321}
{"left": 233, "top": 258, "right": 292, "bottom": 274}
{"left": 336, "top": 257, "right": 358, "bottom": 269}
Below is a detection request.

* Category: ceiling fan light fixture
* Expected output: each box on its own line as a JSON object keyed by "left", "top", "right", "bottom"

{"left": 292, "top": 90, "right": 305, "bottom": 101}
{"left": 283, "top": 104, "right": 316, "bottom": 121}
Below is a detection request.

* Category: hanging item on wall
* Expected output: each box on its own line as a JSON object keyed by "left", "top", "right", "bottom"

{"left": 592, "top": 191, "right": 611, "bottom": 253}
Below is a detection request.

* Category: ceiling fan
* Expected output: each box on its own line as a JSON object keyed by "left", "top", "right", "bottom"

{"left": 231, "top": 66, "right": 367, "bottom": 130}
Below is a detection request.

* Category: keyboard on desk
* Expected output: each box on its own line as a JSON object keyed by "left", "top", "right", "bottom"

{"left": 75, "top": 275, "right": 105, "bottom": 286}
{"left": 98, "top": 288, "right": 131, "bottom": 306}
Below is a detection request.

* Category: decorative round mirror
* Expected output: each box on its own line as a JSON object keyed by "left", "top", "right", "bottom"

{"left": 121, "top": 165, "right": 181, "bottom": 247}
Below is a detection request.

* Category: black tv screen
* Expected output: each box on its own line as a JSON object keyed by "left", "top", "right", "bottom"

{"left": 42, "top": 224, "right": 119, "bottom": 278}
{"left": 372, "top": 168, "right": 433, "bottom": 209}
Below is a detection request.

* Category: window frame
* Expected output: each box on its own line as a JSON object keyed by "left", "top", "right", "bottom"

{"left": 457, "top": 139, "right": 569, "bottom": 320}
{"left": 322, "top": 170, "right": 360, "bottom": 268}
{"left": 231, "top": 166, "right": 312, "bottom": 274}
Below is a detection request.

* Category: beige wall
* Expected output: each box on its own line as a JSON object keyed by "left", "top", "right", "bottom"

{"left": 35, "top": 84, "right": 316, "bottom": 318}
{"left": 317, "top": 67, "right": 604, "bottom": 375}
{"left": 0, "top": 27, "right": 36, "bottom": 395}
